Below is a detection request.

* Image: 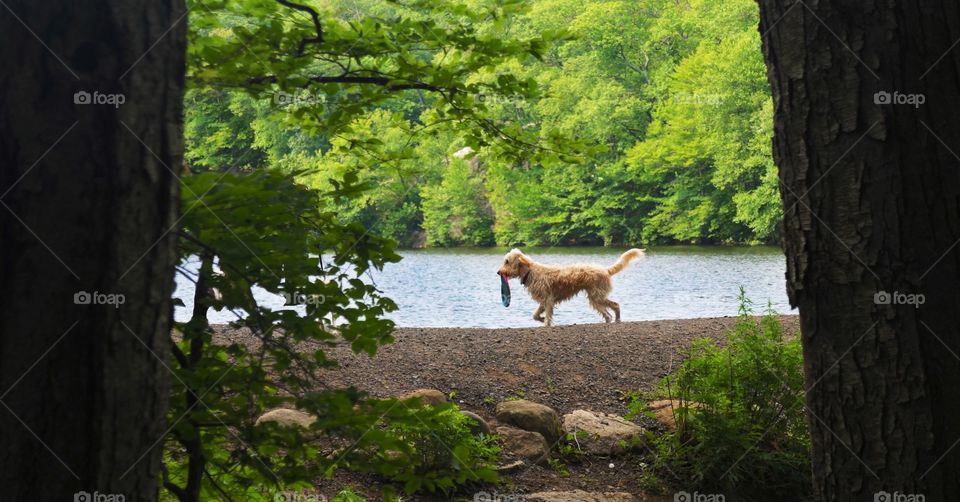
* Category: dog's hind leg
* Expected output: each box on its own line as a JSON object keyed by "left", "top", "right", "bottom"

{"left": 606, "top": 299, "right": 621, "bottom": 322}
{"left": 533, "top": 304, "right": 545, "bottom": 323}
{"left": 588, "top": 293, "right": 613, "bottom": 323}
{"left": 543, "top": 302, "right": 555, "bottom": 327}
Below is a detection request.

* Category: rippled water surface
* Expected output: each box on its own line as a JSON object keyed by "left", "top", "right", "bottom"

{"left": 175, "top": 247, "right": 793, "bottom": 328}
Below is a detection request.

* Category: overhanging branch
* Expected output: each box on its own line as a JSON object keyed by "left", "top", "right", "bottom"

{"left": 250, "top": 74, "right": 445, "bottom": 92}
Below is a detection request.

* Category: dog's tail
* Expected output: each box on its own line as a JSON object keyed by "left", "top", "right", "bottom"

{"left": 608, "top": 248, "right": 645, "bottom": 275}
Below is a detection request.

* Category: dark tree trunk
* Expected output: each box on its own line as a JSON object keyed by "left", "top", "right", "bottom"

{"left": 758, "top": 0, "right": 960, "bottom": 499}
{"left": 0, "top": 1, "right": 185, "bottom": 500}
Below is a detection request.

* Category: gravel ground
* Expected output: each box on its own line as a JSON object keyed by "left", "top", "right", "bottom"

{"left": 213, "top": 315, "right": 800, "bottom": 500}
{"left": 319, "top": 316, "right": 800, "bottom": 416}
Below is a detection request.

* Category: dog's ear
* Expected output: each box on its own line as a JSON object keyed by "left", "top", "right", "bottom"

{"left": 517, "top": 253, "right": 532, "bottom": 268}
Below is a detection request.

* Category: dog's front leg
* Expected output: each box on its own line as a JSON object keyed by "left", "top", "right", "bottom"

{"left": 533, "top": 304, "right": 545, "bottom": 323}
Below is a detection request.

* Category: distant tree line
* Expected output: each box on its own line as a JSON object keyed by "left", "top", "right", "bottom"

{"left": 186, "top": 0, "right": 779, "bottom": 247}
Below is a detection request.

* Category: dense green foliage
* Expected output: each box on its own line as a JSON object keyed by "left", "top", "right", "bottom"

{"left": 168, "top": 0, "right": 556, "bottom": 499}
{"left": 168, "top": 171, "right": 500, "bottom": 500}
{"left": 186, "top": 0, "right": 779, "bottom": 247}
{"left": 629, "top": 291, "right": 810, "bottom": 499}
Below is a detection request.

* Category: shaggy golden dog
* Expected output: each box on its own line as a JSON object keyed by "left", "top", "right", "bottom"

{"left": 498, "top": 248, "right": 645, "bottom": 326}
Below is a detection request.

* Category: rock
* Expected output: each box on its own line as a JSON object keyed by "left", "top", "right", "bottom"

{"left": 410, "top": 230, "right": 427, "bottom": 249}
{"left": 561, "top": 410, "right": 645, "bottom": 455}
{"left": 495, "top": 399, "right": 561, "bottom": 445}
{"left": 648, "top": 399, "right": 702, "bottom": 431}
{"left": 461, "top": 410, "right": 493, "bottom": 435}
{"left": 527, "top": 490, "right": 636, "bottom": 502}
{"left": 400, "top": 388, "right": 448, "bottom": 407}
{"left": 452, "top": 146, "right": 480, "bottom": 169}
{"left": 496, "top": 425, "right": 549, "bottom": 462}
{"left": 452, "top": 146, "right": 474, "bottom": 159}
{"left": 255, "top": 408, "right": 316, "bottom": 429}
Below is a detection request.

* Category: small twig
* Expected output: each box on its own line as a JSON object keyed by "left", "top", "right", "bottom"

{"left": 276, "top": 0, "right": 323, "bottom": 55}
{"left": 176, "top": 265, "right": 199, "bottom": 283}
{"left": 161, "top": 462, "right": 187, "bottom": 502}
{"left": 203, "top": 464, "right": 236, "bottom": 502}
{"left": 170, "top": 340, "right": 189, "bottom": 368}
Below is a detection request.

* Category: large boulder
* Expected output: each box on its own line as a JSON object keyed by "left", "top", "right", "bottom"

{"left": 255, "top": 408, "right": 317, "bottom": 429}
{"left": 527, "top": 490, "right": 636, "bottom": 502}
{"left": 495, "top": 399, "right": 561, "bottom": 445}
{"left": 400, "top": 388, "right": 448, "bottom": 407}
{"left": 561, "top": 410, "right": 645, "bottom": 455}
{"left": 495, "top": 425, "right": 549, "bottom": 462}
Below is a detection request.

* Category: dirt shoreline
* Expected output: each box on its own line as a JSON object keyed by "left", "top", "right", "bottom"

{"left": 213, "top": 315, "right": 801, "bottom": 500}
{"left": 310, "top": 315, "right": 800, "bottom": 416}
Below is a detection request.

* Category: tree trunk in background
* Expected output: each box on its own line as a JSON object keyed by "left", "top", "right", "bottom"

{"left": 0, "top": 1, "right": 185, "bottom": 500}
{"left": 758, "top": 0, "right": 960, "bottom": 499}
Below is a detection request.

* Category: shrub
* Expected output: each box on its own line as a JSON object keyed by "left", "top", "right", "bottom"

{"left": 630, "top": 288, "right": 810, "bottom": 500}
{"left": 332, "top": 488, "right": 367, "bottom": 502}
{"left": 368, "top": 405, "right": 500, "bottom": 494}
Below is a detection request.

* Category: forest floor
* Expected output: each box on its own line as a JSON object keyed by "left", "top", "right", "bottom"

{"left": 215, "top": 315, "right": 800, "bottom": 501}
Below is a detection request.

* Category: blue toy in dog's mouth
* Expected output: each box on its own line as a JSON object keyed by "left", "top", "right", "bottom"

{"left": 499, "top": 272, "right": 511, "bottom": 307}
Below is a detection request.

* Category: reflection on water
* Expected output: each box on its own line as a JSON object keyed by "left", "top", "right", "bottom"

{"left": 175, "top": 247, "right": 793, "bottom": 328}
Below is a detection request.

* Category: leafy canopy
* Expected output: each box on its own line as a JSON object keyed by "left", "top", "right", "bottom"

{"left": 167, "top": 0, "right": 572, "bottom": 499}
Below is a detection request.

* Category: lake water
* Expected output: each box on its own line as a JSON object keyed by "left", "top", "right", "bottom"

{"left": 174, "top": 247, "right": 794, "bottom": 328}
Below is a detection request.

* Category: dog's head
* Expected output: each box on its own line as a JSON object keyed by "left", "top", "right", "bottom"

{"left": 498, "top": 248, "right": 532, "bottom": 278}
